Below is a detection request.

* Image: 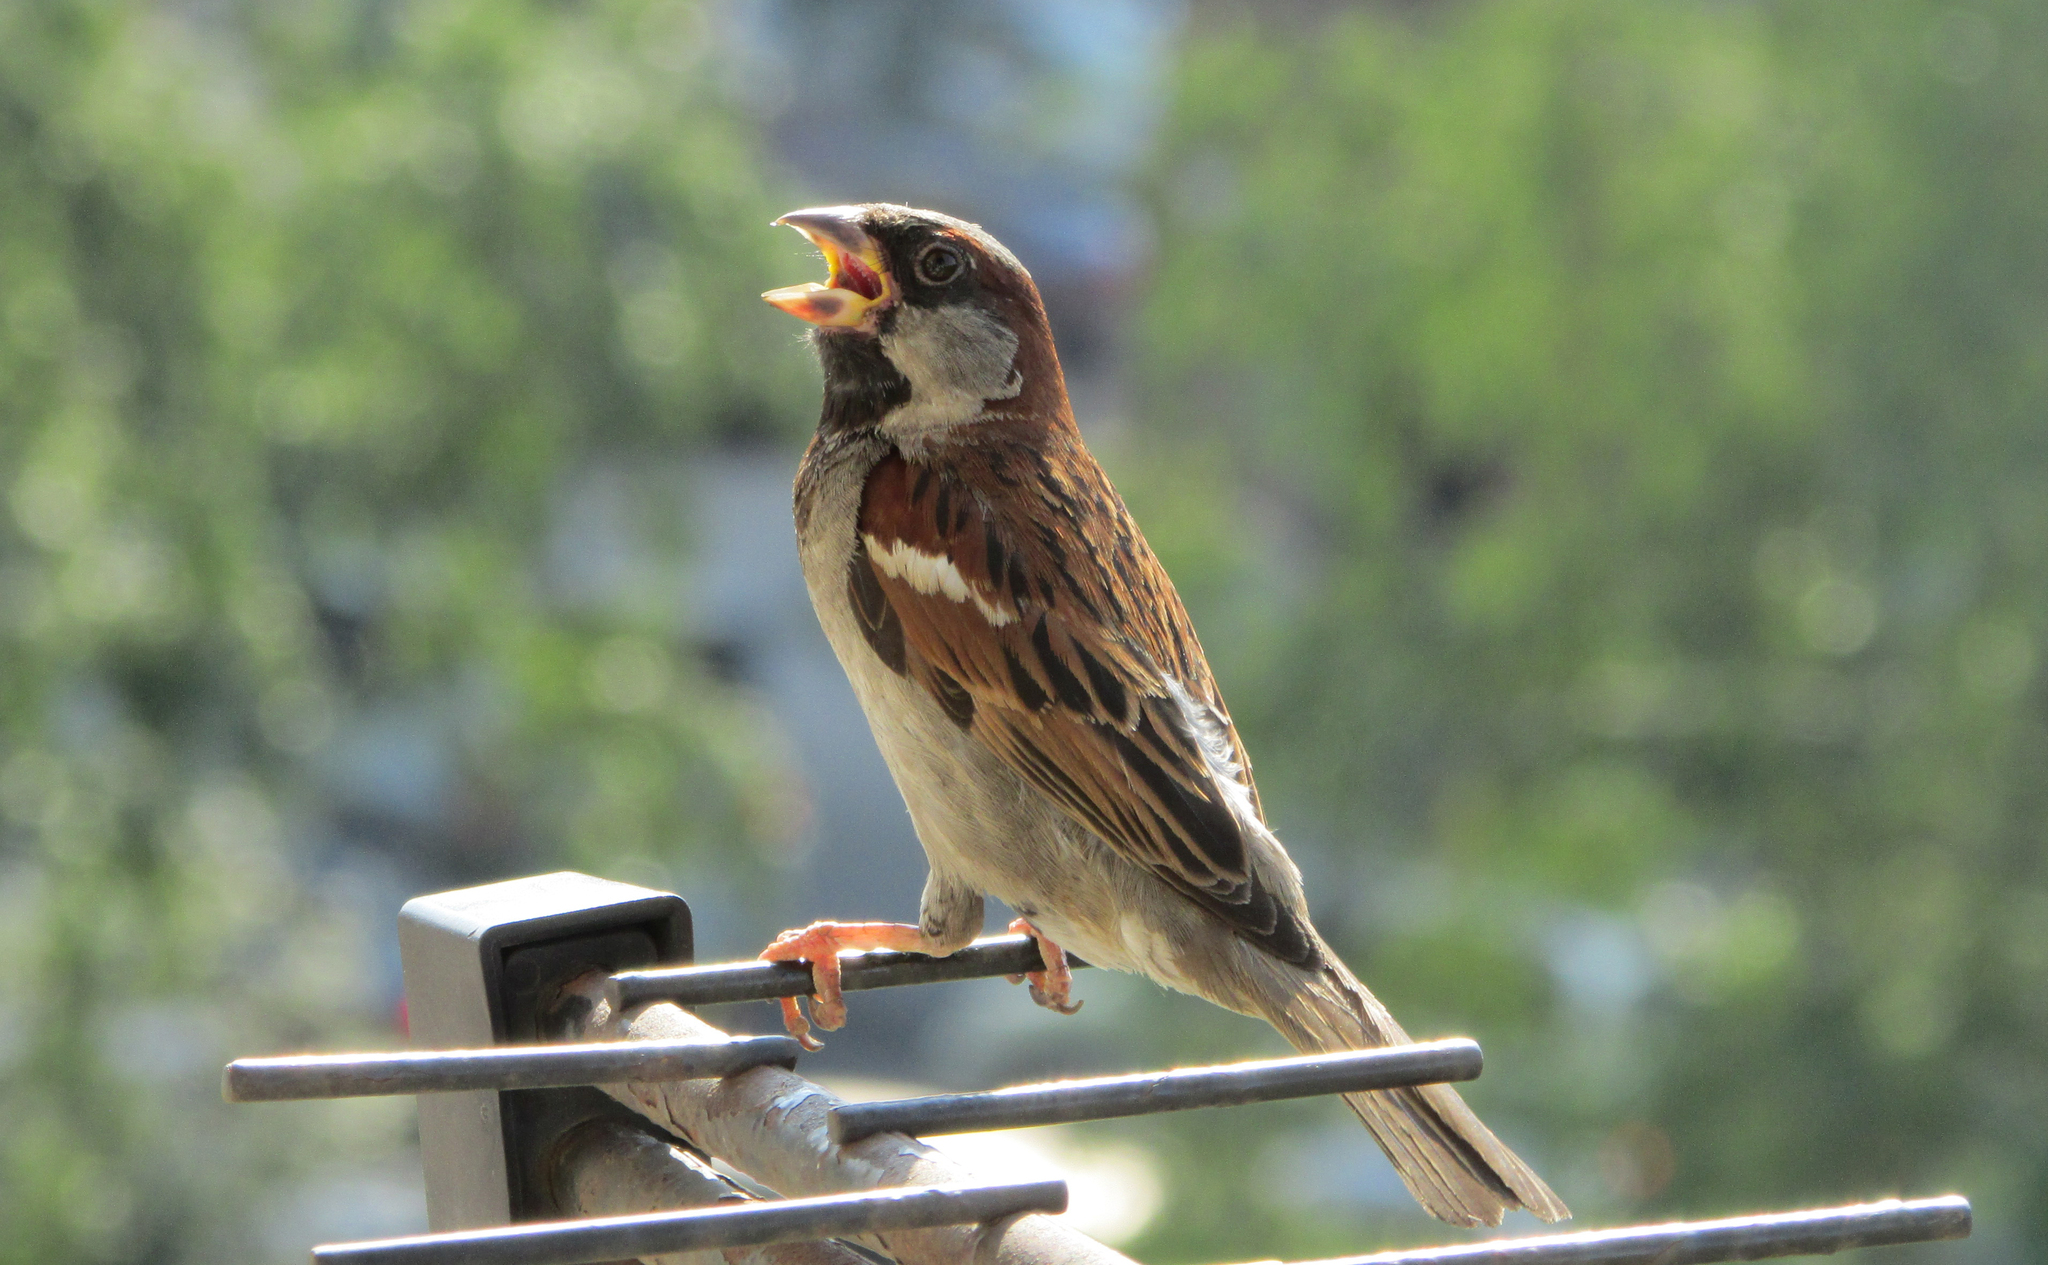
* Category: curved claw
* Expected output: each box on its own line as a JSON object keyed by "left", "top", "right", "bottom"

{"left": 1027, "top": 978, "right": 1084, "bottom": 1015}
{"left": 757, "top": 920, "right": 932, "bottom": 1047}
{"left": 1007, "top": 918, "right": 1082, "bottom": 1016}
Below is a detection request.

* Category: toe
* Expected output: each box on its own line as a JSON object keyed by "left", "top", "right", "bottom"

{"left": 778, "top": 996, "right": 823, "bottom": 1051}
{"left": 759, "top": 923, "right": 829, "bottom": 962}
{"left": 1025, "top": 972, "right": 1084, "bottom": 1016}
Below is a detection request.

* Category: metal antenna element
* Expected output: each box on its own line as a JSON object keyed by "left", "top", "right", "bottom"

{"left": 1277, "top": 1196, "right": 1971, "bottom": 1265}
{"left": 224, "top": 1035, "right": 801, "bottom": 1102}
{"left": 223, "top": 874, "right": 1976, "bottom": 1265}
{"left": 611, "top": 933, "right": 1091, "bottom": 1008}
{"left": 829, "top": 1039, "right": 1482, "bottom": 1143}
{"left": 552, "top": 1119, "right": 871, "bottom": 1265}
{"left": 561, "top": 982, "right": 1136, "bottom": 1265}
{"left": 311, "top": 1179, "right": 1069, "bottom": 1265}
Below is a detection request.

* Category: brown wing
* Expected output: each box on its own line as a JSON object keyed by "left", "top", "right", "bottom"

{"left": 852, "top": 438, "right": 1314, "bottom": 966}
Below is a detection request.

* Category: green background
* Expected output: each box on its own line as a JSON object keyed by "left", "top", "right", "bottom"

{"left": 1, "top": 1, "right": 2040, "bottom": 1261}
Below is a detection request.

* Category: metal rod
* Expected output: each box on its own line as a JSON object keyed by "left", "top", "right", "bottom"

{"left": 552, "top": 1118, "right": 871, "bottom": 1265}
{"left": 611, "top": 934, "right": 1091, "bottom": 1008}
{"left": 224, "top": 1035, "right": 801, "bottom": 1102}
{"left": 829, "top": 1038, "right": 1482, "bottom": 1143}
{"left": 1279, "top": 1196, "right": 1971, "bottom": 1265}
{"left": 311, "top": 1180, "right": 1069, "bottom": 1265}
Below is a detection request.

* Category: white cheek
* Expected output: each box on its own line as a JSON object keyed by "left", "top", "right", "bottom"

{"left": 878, "top": 304, "right": 1022, "bottom": 436}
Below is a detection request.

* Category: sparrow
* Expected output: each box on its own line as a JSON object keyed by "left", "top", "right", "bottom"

{"left": 758, "top": 203, "right": 1568, "bottom": 1228}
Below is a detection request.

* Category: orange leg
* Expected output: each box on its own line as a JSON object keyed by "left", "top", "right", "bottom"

{"left": 758, "top": 921, "right": 932, "bottom": 1050}
{"left": 1006, "top": 917, "right": 1082, "bottom": 1015}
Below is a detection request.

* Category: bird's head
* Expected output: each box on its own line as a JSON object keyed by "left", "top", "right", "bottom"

{"left": 764, "top": 204, "right": 1063, "bottom": 432}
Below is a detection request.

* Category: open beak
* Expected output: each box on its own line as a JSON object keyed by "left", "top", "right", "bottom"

{"left": 763, "top": 207, "right": 895, "bottom": 328}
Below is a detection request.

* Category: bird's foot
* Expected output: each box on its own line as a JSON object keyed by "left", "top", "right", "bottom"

{"left": 1005, "top": 917, "right": 1082, "bottom": 1015}
{"left": 758, "top": 920, "right": 931, "bottom": 1050}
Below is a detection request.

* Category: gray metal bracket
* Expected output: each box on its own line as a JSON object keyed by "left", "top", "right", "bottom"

{"left": 396, "top": 872, "right": 692, "bottom": 1231}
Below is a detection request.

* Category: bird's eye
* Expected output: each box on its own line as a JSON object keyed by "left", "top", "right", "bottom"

{"left": 914, "top": 242, "right": 967, "bottom": 286}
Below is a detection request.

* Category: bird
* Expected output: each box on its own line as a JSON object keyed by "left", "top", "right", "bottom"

{"left": 757, "top": 202, "right": 1569, "bottom": 1228}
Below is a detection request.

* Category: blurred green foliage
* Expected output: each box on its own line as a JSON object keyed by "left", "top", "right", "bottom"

{"left": 5, "top": 0, "right": 2044, "bottom": 1262}
{"left": 1123, "top": 1, "right": 2047, "bottom": 1259}
{"left": 0, "top": 0, "right": 809, "bottom": 1258}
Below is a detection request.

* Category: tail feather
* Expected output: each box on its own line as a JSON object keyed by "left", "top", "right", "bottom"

{"left": 1259, "top": 957, "right": 1570, "bottom": 1228}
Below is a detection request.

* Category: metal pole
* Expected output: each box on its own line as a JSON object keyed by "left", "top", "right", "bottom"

{"left": 1277, "top": 1196, "right": 1971, "bottom": 1265}
{"left": 224, "top": 1036, "right": 801, "bottom": 1102}
{"left": 551, "top": 1118, "right": 871, "bottom": 1265}
{"left": 830, "top": 1040, "right": 1481, "bottom": 1143}
{"left": 312, "top": 1181, "right": 1068, "bottom": 1265}
{"left": 557, "top": 972, "right": 1137, "bottom": 1265}
{"left": 611, "top": 934, "right": 1089, "bottom": 1009}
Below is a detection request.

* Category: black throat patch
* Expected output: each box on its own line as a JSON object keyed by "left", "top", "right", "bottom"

{"left": 815, "top": 327, "right": 911, "bottom": 436}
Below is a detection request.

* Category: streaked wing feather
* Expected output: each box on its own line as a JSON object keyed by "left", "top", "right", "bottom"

{"left": 855, "top": 444, "right": 1310, "bottom": 963}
